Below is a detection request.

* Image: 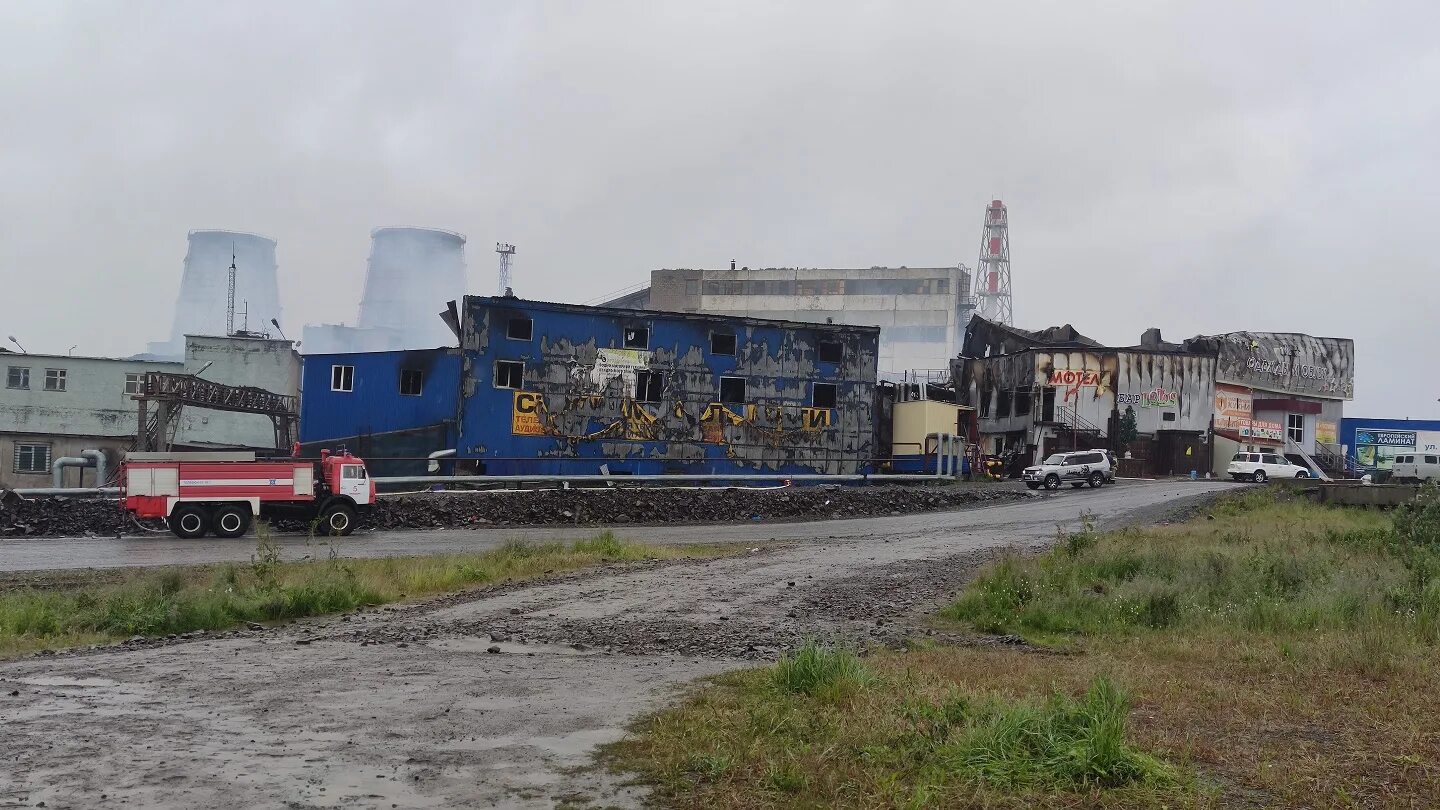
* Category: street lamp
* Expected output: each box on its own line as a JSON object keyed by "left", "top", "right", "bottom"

{"left": 6, "top": 336, "right": 25, "bottom": 354}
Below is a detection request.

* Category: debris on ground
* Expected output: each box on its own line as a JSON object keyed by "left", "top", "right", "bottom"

{"left": 0, "top": 484, "right": 1030, "bottom": 538}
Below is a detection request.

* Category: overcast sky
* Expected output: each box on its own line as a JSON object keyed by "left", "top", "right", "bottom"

{"left": 1, "top": 1, "right": 1436, "bottom": 417}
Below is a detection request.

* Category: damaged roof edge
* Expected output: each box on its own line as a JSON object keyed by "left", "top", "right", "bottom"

{"left": 465, "top": 296, "right": 882, "bottom": 335}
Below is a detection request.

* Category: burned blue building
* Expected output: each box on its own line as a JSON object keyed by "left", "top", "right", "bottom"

{"left": 455, "top": 297, "right": 881, "bottom": 476}
{"left": 299, "top": 297, "right": 882, "bottom": 477}
{"left": 298, "top": 347, "right": 462, "bottom": 476}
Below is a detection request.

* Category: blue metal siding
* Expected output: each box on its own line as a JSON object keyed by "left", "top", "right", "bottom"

{"left": 299, "top": 349, "right": 461, "bottom": 448}
{"left": 456, "top": 297, "right": 880, "bottom": 475}
{"left": 1340, "top": 417, "right": 1440, "bottom": 470}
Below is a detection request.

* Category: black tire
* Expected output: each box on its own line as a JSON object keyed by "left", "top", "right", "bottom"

{"left": 319, "top": 502, "right": 357, "bottom": 537}
{"left": 1253, "top": 470, "right": 1268, "bottom": 484}
{"left": 1295, "top": 470, "right": 1309, "bottom": 480}
{"left": 1044, "top": 474, "right": 1061, "bottom": 491}
{"left": 170, "top": 504, "right": 208, "bottom": 539}
{"left": 212, "top": 504, "right": 253, "bottom": 539}
{"left": 1026, "top": 483, "right": 1041, "bottom": 490}
{"left": 1088, "top": 472, "right": 1105, "bottom": 488}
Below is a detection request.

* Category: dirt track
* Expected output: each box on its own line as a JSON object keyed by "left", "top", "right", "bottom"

{"left": 0, "top": 481, "right": 1233, "bottom": 809}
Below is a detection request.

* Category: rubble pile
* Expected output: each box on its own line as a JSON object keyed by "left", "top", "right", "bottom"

{"left": 0, "top": 497, "right": 130, "bottom": 537}
{"left": 368, "top": 484, "right": 1029, "bottom": 530}
{"left": 1, "top": 484, "right": 1029, "bottom": 538}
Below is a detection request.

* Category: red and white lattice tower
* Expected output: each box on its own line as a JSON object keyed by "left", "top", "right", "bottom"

{"left": 973, "top": 199, "right": 1013, "bottom": 325}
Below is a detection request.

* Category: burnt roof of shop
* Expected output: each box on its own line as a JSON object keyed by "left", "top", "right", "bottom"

{"left": 966, "top": 316, "right": 1226, "bottom": 358}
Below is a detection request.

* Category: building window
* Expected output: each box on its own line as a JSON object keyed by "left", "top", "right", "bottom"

{"left": 997, "top": 389, "right": 1012, "bottom": 418}
{"left": 13, "top": 443, "right": 51, "bottom": 474}
{"left": 1014, "top": 389, "right": 1032, "bottom": 416}
{"left": 399, "top": 368, "right": 424, "bottom": 396}
{"left": 635, "top": 370, "right": 664, "bottom": 403}
{"left": 6, "top": 367, "right": 29, "bottom": 390}
{"left": 979, "top": 387, "right": 992, "bottom": 418}
{"left": 124, "top": 373, "right": 143, "bottom": 395}
{"left": 817, "top": 340, "right": 843, "bottom": 363}
{"left": 1287, "top": 413, "right": 1304, "bottom": 444}
{"left": 44, "top": 368, "right": 66, "bottom": 392}
{"left": 507, "top": 318, "right": 533, "bottom": 341}
{"left": 1162, "top": 412, "right": 1177, "bottom": 422}
{"left": 623, "top": 326, "right": 649, "bottom": 349}
{"left": 494, "top": 360, "right": 524, "bottom": 389}
{"left": 685, "top": 280, "right": 700, "bottom": 296}
{"left": 710, "top": 332, "right": 737, "bottom": 356}
{"left": 719, "top": 376, "right": 746, "bottom": 404}
{"left": 331, "top": 365, "right": 354, "bottom": 392}
{"left": 812, "top": 382, "right": 838, "bottom": 409}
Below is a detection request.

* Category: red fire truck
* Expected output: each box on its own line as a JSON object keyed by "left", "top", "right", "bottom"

{"left": 120, "top": 449, "right": 375, "bottom": 539}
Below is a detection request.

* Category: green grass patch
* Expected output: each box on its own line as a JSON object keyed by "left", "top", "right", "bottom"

{"left": 0, "top": 530, "right": 732, "bottom": 658}
{"left": 606, "top": 644, "right": 1188, "bottom": 808}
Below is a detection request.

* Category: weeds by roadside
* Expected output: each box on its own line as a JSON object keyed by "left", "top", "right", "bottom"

{"left": 0, "top": 529, "right": 734, "bottom": 658}
{"left": 609, "top": 490, "right": 1440, "bottom": 808}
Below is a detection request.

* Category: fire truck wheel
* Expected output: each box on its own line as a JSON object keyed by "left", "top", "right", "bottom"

{"left": 212, "top": 504, "right": 252, "bottom": 539}
{"left": 320, "top": 502, "right": 357, "bottom": 536}
{"left": 170, "top": 505, "right": 209, "bottom": 539}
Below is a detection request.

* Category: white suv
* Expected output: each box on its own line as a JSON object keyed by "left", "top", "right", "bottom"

{"left": 1023, "top": 450, "right": 1115, "bottom": 491}
{"left": 1227, "top": 451, "right": 1311, "bottom": 483}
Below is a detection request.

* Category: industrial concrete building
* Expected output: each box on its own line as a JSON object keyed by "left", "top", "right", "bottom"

{"left": 601, "top": 265, "right": 974, "bottom": 376}
{"left": 0, "top": 335, "right": 300, "bottom": 490}
{"left": 955, "top": 317, "right": 1354, "bottom": 477}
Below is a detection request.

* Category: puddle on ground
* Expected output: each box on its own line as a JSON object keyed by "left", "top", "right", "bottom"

{"left": 427, "top": 636, "right": 597, "bottom": 657}
{"left": 16, "top": 676, "right": 120, "bottom": 688}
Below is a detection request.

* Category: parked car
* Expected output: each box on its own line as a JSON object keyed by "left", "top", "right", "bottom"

{"left": 1226, "top": 451, "right": 1310, "bottom": 483}
{"left": 1391, "top": 452, "right": 1440, "bottom": 484}
{"left": 1022, "top": 450, "right": 1114, "bottom": 490}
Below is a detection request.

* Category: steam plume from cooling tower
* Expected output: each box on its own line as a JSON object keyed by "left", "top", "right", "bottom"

{"left": 356, "top": 227, "right": 468, "bottom": 349}
{"left": 150, "top": 230, "right": 283, "bottom": 358}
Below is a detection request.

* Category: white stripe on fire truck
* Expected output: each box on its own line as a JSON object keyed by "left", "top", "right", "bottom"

{"left": 179, "top": 479, "right": 295, "bottom": 487}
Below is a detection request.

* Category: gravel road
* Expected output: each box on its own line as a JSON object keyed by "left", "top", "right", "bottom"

{"left": 0, "top": 480, "right": 1233, "bottom": 809}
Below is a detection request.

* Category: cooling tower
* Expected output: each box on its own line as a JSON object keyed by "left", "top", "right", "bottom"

{"left": 357, "top": 227, "right": 467, "bottom": 349}
{"left": 151, "top": 230, "right": 283, "bottom": 357}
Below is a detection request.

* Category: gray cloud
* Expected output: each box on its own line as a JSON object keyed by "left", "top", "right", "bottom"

{"left": 1, "top": 0, "right": 1436, "bottom": 416}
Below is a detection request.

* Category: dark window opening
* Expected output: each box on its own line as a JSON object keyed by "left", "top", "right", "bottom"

{"left": 979, "top": 387, "right": 992, "bottom": 418}
{"left": 710, "top": 332, "right": 737, "bottom": 356}
{"left": 997, "top": 389, "right": 1013, "bottom": 418}
{"left": 6, "top": 367, "right": 29, "bottom": 389}
{"left": 494, "top": 360, "right": 524, "bottom": 389}
{"left": 719, "top": 376, "right": 746, "bottom": 404}
{"left": 507, "top": 318, "right": 533, "bottom": 340}
{"left": 400, "top": 368, "right": 424, "bottom": 396}
{"left": 1162, "top": 412, "right": 1177, "bottom": 422}
{"left": 1014, "top": 389, "right": 1032, "bottom": 416}
{"left": 817, "top": 340, "right": 843, "bottom": 363}
{"left": 623, "top": 326, "right": 649, "bottom": 349}
{"left": 635, "top": 370, "right": 664, "bottom": 403}
{"left": 331, "top": 365, "right": 354, "bottom": 392}
{"left": 812, "top": 382, "right": 838, "bottom": 409}
{"left": 1041, "top": 387, "right": 1057, "bottom": 422}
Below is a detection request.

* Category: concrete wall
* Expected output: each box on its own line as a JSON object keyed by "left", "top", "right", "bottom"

{"left": 650, "top": 266, "right": 967, "bottom": 374}
{"left": 458, "top": 296, "right": 880, "bottom": 475}
{"left": 0, "top": 432, "right": 135, "bottom": 489}
{"left": 0, "top": 354, "right": 182, "bottom": 439}
{"left": 170, "top": 336, "right": 301, "bottom": 450}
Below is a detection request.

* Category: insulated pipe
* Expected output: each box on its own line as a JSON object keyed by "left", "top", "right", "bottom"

{"left": 81, "top": 449, "right": 106, "bottom": 488}
{"left": 51, "top": 449, "right": 107, "bottom": 488}
{"left": 427, "top": 448, "right": 457, "bottom": 473}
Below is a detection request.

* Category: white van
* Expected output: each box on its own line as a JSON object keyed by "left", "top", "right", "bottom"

{"left": 1391, "top": 453, "right": 1440, "bottom": 484}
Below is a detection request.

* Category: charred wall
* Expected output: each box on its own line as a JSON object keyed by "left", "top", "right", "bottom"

{"left": 458, "top": 297, "right": 880, "bottom": 475}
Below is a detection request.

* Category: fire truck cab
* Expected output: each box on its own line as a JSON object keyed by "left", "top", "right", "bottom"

{"left": 120, "top": 449, "right": 375, "bottom": 539}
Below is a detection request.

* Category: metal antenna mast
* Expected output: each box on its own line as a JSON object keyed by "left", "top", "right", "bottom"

{"left": 226, "top": 242, "right": 238, "bottom": 336}
{"left": 495, "top": 242, "right": 516, "bottom": 295}
{"left": 973, "top": 199, "right": 1014, "bottom": 325}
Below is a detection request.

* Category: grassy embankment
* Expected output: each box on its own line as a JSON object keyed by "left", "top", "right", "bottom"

{"left": 0, "top": 531, "right": 731, "bottom": 658}
{"left": 608, "top": 488, "right": 1440, "bottom": 808}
